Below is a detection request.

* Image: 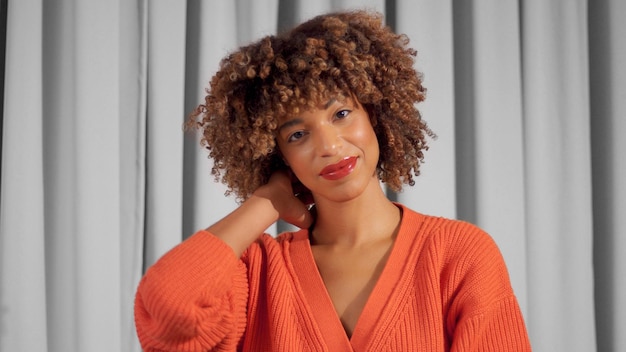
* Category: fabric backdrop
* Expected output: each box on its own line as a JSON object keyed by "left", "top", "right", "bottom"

{"left": 1, "top": 0, "right": 624, "bottom": 351}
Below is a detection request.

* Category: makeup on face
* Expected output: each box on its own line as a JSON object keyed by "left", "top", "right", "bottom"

{"left": 319, "top": 156, "right": 358, "bottom": 181}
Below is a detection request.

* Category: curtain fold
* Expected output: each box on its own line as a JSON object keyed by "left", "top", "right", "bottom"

{"left": 41, "top": 0, "right": 80, "bottom": 349}
{"left": 119, "top": 1, "right": 146, "bottom": 351}
{"left": 589, "top": 1, "right": 626, "bottom": 351}
{"left": 452, "top": 0, "right": 529, "bottom": 313}
{"left": 521, "top": 1, "right": 596, "bottom": 350}
{"left": 2, "top": 1, "right": 624, "bottom": 351}
{"left": 182, "top": 0, "right": 240, "bottom": 239}
{"left": 55, "top": 1, "right": 123, "bottom": 350}
{"left": 0, "top": 1, "right": 48, "bottom": 351}
{"left": 144, "top": 0, "right": 186, "bottom": 269}
{"left": 395, "top": 0, "right": 457, "bottom": 220}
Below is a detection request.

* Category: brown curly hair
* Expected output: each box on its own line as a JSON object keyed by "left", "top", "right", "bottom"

{"left": 188, "top": 10, "right": 433, "bottom": 201}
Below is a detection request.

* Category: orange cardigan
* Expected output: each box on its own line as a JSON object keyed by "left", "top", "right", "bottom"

{"left": 135, "top": 204, "right": 531, "bottom": 351}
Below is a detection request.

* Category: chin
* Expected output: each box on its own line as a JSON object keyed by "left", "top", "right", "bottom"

{"left": 321, "top": 179, "right": 371, "bottom": 203}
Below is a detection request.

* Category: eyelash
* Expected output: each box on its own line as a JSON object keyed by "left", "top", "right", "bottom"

{"left": 286, "top": 109, "right": 352, "bottom": 143}
{"left": 287, "top": 131, "right": 307, "bottom": 143}
{"left": 335, "top": 109, "right": 351, "bottom": 119}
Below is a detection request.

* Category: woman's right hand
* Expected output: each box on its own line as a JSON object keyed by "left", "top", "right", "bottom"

{"left": 253, "top": 171, "right": 314, "bottom": 230}
{"left": 207, "top": 170, "right": 314, "bottom": 257}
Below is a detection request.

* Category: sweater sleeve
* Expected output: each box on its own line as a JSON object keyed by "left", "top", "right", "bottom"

{"left": 452, "top": 296, "right": 531, "bottom": 351}
{"left": 134, "top": 230, "right": 249, "bottom": 352}
{"left": 442, "top": 223, "right": 532, "bottom": 351}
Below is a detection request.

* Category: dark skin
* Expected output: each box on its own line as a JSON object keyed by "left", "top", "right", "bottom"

{"left": 207, "top": 98, "right": 401, "bottom": 337}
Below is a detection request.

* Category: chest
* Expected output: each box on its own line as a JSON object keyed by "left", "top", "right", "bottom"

{"left": 311, "top": 241, "right": 393, "bottom": 337}
{"left": 241, "top": 227, "right": 451, "bottom": 351}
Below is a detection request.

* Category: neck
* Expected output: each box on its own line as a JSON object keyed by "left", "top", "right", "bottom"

{"left": 310, "top": 180, "right": 401, "bottom": 247}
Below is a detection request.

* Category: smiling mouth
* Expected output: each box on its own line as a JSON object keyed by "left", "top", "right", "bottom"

{"left": 319, "top": 156, "right": 358, "bottom": 180}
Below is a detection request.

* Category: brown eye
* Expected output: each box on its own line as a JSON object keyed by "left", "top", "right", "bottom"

{"left": 335, "top": 109, "right": 351, "bottom": 119}
{"left": 287, "top": 130, "right": 307, "bottom": 143}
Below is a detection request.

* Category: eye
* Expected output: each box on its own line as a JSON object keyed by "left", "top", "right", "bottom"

{"left": 335, "top": 109, "right": 351, "bottom": 120}
{"left": 287, "top": 130, "right": 307, "bottom": 143}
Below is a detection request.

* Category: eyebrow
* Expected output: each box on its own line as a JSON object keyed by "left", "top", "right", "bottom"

{"left": 323, "top": 98, "right": 337, "bottom": 109}
{"left": 277, "top": 98, "right": 338, "bottom": 133}
{"left": 277, "top": 118, "right": 303, "bottom": 133}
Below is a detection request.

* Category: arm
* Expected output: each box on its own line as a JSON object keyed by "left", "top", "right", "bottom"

{"left": 134, "top": 232, "right": 247, "bottom": 351}
{"left": 209, "top": 171, "right": 314, "bottom": 257}
{"left": 444, "top": 224, "right": 531, "bottom": 351}
{"left": 452, "top": 296, "right": 531, "bottom": 351}
{"left": 134, "top": 171, "right": 313, "bottom": 351}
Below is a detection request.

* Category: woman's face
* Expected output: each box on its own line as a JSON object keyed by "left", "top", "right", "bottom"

{"left": 275, "top": 97, "right": 380, "bottom": 203}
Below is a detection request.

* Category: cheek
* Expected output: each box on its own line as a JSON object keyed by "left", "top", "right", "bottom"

{"left": 353, "top": 122, "right": 380, "bottom": 158}
{"left": 280, "top": 148, "right": 312, "bottom": 181}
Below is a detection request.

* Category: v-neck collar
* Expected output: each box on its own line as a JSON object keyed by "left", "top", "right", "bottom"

{"left": 288, "top": 204, "right": 424, "bottom": 350}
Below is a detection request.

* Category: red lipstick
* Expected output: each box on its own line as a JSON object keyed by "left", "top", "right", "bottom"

{"left": 319, "top": 156, "right": 358, "bottom": 180}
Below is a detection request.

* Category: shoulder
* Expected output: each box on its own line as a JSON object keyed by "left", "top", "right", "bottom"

{"left": 256, "top": 230, "right": 304, "bottom": 247}
{"left": 398, "top": 203, "right": 506, "bottom": 277}
{"left": 239, "top": 230, "right": 308, "bottom": 289}
{"left": 241, "top": 230, "right": 305, "bottom": 261}
{"left": 399, "top": 203, "right": 495, "bottom": 250}
{"left": 398, "top": 204, "right": 517, "bottom": 312}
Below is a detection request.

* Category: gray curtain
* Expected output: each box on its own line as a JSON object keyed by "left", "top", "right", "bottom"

{"left": 1, "top": 0, "right": 624, "bottom": 351}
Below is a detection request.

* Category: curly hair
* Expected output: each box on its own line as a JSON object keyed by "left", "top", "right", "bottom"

{"left": 188, "top": 10, "right": 433, "bottom": 201}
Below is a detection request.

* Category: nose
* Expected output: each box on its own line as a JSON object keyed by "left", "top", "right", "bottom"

{"left": 314, "top": 124, "right": 341, "bottom": 157}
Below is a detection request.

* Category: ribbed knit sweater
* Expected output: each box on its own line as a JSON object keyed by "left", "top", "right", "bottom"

{"left": 135, "top": 204, "right": 531, "bottom": 351}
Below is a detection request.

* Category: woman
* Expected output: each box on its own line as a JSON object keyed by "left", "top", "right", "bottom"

{"left": 134, "top": 10, "right": 531, "bottom": 351}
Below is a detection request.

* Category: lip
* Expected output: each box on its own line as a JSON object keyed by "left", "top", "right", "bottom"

{"left": 319, "top": 156, "right": 358, "bottom": 180}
